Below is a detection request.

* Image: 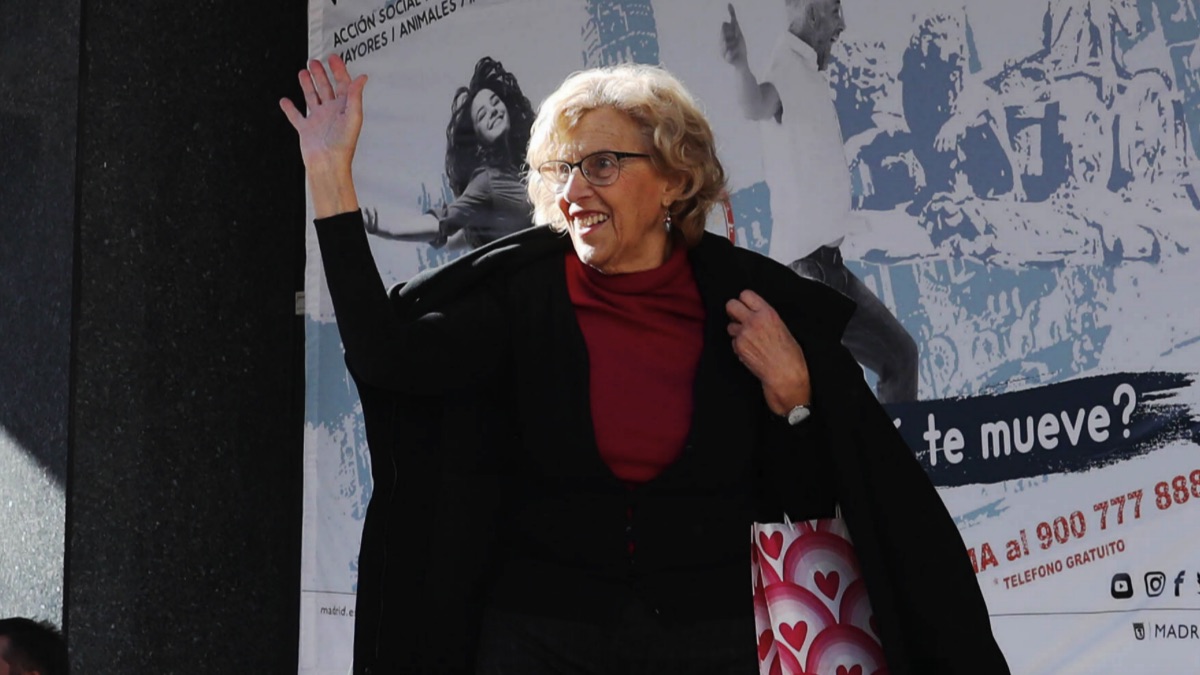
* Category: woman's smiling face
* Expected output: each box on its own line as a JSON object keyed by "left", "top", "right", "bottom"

{"left": 554, "top": 107, "right": 682, "bottom": 274}
{"left": 470, "top": 87, "right": 509, "bottom": 145}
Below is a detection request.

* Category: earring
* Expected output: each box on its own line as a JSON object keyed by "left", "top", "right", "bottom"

{"left": 664, "top": 210, "right": 673, "bottom": 230}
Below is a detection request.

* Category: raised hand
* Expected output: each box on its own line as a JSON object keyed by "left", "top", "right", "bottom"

{"left": 726, "top": 289, "right": 811, "bottom": 416}
{"left": 720, "top": 3, "right": 748, "bottom": 66}
{"left": 279, "top": 54, "right": 368, "bottom": 217}
{"left": 933, "top": 115, "right": 970, "bottom": 153}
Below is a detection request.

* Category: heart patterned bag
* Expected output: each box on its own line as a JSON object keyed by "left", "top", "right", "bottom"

{"left": 751, "top": 512, "right": 889, "bottom": 675}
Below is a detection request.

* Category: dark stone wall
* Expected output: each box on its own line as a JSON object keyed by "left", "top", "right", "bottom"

{"left": 66, "top": 1, "right": 307, "bottom": 670}
{"left": 4, "top": 0, "right": 306, "bottom": 671}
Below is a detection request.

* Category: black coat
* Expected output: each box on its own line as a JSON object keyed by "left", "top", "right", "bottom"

{"left": 314, "top": 213, "right": 1011, "bottom": 675}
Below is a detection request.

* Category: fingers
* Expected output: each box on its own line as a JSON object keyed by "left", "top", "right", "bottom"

{"left": 738, "top": 289, "right": 768, "bottom": 311}
{"left": 725, "top": 297, "right": 752, "bottom": 323}
{"left": 721, "top": 29, "right": 739, "bottom": 54}
{"left": 729, "top": 315, "right": 808, "bottom": 389}
{"left": 309, "top": 59, "right": 337, "bottom": 105}
{"left": 726, "top": 290, "right": 773, "bottom": 325}
{"left": 330, "top": 53, "right": 367, "bottom": 105}
{"left": 298, "top": 68, "right": 320, "bottom": 109}
{"left": 720, "top": 16, "right": 745, "bottom": 65}
{"left": 328, "top": 53, "right": 350, "bottom": 86}
{"left": 726, "top": 288, "right": 788, "bottom": 356}
{"left": 728, "top": 2, "right": 738, "bottom": 26}
{"left": 293, "top": 55, "right": 366, "bottom": 116}
{"left": 279, "top": 97, "right": 304, "bottom": 129}
{"left": 330, "top": 56, "right": 353, "bottom": 103}
{"left": 345, "top": 73, "right": 368, "bottom": 117}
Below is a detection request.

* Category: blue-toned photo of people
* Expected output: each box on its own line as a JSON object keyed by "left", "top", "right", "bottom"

{"left": 366, "top": 56, "right": 536, "bottom": 249}
{"left": 721, "top": 0, "right": 920, "bottom": 404}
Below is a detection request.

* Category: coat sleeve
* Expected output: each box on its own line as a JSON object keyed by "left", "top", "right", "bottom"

{"left": 314, "top": 210, "right": 509, "bottom": 394}
{"left": 819, "top": 342, "right": 1011, "bottom": 674}
{"left": 754, "top": 407, "right": 839, "bottom": 521}
{"left": 728, "top": 244, "right": 850, "bottom": 521}
{"left": 724, "top": 240, "right": 1008, "bottom": 672}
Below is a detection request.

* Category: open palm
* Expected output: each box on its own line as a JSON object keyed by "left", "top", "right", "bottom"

{"left": 279, "top": 54, "right": 367, "bottom": 172}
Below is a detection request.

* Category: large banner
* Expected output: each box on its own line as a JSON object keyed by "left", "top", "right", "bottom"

{"left": 301, "top": 0, "right": 1200, "bottom": 672}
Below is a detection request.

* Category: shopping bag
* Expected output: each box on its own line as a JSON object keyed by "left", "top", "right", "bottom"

{"left": 752, "top": 514, "right": 889, "bottom": 675}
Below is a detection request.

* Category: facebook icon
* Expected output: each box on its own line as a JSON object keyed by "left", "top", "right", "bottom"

{"left": 1175, "top": 571, "right": 1187, "bottom": 597}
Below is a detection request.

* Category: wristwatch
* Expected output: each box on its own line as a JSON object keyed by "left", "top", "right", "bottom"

{"left": 786, "top": 403, "right": 811, "bottom": 426}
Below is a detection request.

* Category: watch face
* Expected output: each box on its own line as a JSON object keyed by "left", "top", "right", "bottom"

{"left": 788, "top": 405, "right": 811, "bottom": 425}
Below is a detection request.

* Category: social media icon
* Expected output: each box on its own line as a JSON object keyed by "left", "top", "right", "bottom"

{"left": 1175, "top": 571, "right": 1186, "bottom": 597}
{"left": 1145, "top": 571, "right": 1167, "bottom": 597}
{"left": 1133, "top": 622, "right": 1146, "bottom": 640}
{"left": 1111, "top": 573, "right": 1133, "bottom": 599}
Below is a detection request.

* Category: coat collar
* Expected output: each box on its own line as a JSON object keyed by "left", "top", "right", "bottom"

{"left": 688, "top": 231, "right": 855, "bottom": 344}
{"left": 392, "top": 225, "right": 856, "bottom": 345}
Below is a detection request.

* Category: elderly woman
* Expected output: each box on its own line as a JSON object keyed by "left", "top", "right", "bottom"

{"left": 282, "top": 55, "right": 1009, "bottom": 675}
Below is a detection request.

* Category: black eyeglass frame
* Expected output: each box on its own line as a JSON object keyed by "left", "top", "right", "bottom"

{"left": 536, "top": 150, "right": 653, "bottom": 188}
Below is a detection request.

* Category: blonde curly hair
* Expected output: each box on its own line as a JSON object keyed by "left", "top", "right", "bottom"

{"left": 526, "top": 64, "right": 726, "bottom": 247}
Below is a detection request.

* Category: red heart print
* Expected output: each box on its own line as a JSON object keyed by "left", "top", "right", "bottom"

{"left": 758, "top": 629, "right": 775, "bottom": 660}
{"left": 836, "top": 666, "right": 863, "bottom": 675}
{"left": 759, "top": 531, "right": 784, "bottom": 559}
{"left": 769, "top": 653, "right": 783, "bottom": 675}
{"left": 815, "top": 570, "right": 841, "bottom": 599}
{"left": 779, "top": 621, "right": 809, "bottom": 651}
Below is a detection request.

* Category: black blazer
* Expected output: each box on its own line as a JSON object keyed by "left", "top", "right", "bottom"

{"left": 314, "top": 212, "right": 1010, "bottom": 675}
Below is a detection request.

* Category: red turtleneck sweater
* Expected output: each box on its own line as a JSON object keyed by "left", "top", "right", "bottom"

{"left": 564, "top": 246, "right": 706, "bottom": 483}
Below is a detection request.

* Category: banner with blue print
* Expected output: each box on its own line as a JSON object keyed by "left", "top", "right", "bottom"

{"left": 301, "top": 0, "right": 1200, "bottom": 672}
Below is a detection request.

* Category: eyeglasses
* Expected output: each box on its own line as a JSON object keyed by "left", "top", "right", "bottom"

{"left": 537, "top": 151, "right": 652, "bottom": 188}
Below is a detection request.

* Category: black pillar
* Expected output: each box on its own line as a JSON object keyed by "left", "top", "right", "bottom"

{"left": 0, "top": 0, "right": 78, "bottom": 624}
{"left": 3, "top": 1, "right": 307, "bottom": 671}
